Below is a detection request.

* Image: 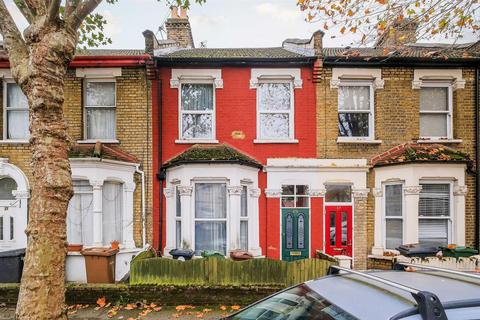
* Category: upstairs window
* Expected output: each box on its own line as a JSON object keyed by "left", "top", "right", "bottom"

{"left": 338, "top": 84, "right": 373, "bottom": 139}
{"left": 257, "top": 82, "right": 294, "bottom": 141}
{"left": 84, "top": 80, "right": 116, "bottom": 141}
{"left": 4, "top": 82, "right": 29, "bottom": 141}
{"left": 420, "top": 86, "right": 452, "bottom": 139}
{"left": 180, "top": 83, "right": 215, "bottom": 140}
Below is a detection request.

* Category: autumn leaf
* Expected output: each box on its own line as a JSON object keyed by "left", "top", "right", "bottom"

{"left": 347, "top": 9, "right": 353, "bottom": 16}
{"left": 376, "top": 0, "right": 387, "bottom": 4}
{"left": 154, "top": 306, "right": 162, "bottom": 312}
{"left": 124, "top": 304, "right": 136, "bottom": 310}
{"left": 96, "top": 297, "right": 106, "bottom": 308}
{"left": 231, "top": 305, "right": 241, "bottom": 311}
{"left": 220, "top": 305, "right": 227, "bottom": 311}
{"left": 340, "top": 26, "right": 346, "bottom": 34}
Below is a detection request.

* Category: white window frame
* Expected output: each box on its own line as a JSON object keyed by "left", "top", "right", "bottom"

{"left": 67, "top": 180, "right": 93, "bottom": 246}
{"left": 240, "top": 185, "right": 249, "bottom": 251}
{"left": 178, "top": 80, "right": 217, "bottom": 143}
{"left": 82, "top": 78, "right": 118, "bottom": 143}
{"left": 255, "top": 79, "right": 296, "bottom": 143}
{"left": 2, "top": 79, "right": 29, "bottom": 142}
{"left": 383, "top": 182, "right": 404, "bottom": 250}
{"left": 280, "top": 184, "right": 311, "bottom": 208}
{"left": 192, "top": 181, "right": 228, "bottom": 255}
{"left": 418, "top": 180, "right": 454, "bottom": 245}
{"left": 337, "top": 81, "right": 375, "bottom": 142}
{"left": 175, "top": 185, "right": 182, "bottom": 249}
{"left": 419, "top": 82, "right": 453, "bottom": 140}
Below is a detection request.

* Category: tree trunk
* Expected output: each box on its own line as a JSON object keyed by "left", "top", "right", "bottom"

{"left": 15, "top": 25, "right": 77, "bottom": 320}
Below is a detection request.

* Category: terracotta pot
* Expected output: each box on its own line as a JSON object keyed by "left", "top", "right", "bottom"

{"left": 230, "top": 250, "right": 253, "bottom": 261}
{"left": 110, "top": 241, "right": 120, "bottom": 250}
{"left": 67, "top": 244, "right": 83, "bottom": 252}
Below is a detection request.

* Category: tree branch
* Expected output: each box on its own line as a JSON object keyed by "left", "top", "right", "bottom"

{"left": 23, "top": 0, "right": 46, "bottom": 16}
{"left": 13, "top": 0, "right": 35, "bottom": 23}
{"left": 65, "top": 0, "right": 80, "bottom": 18}
{"left": 47, "top": 0, "right": 61, "bottom": 23}
{"left": 67, "top": 0, "right": 103, "bottom": 30}
{"left": 0, "top": 0, "right": 29, "bottom": 83}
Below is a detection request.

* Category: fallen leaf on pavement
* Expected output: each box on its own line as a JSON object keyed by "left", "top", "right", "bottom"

{"left": 96, "top": 297, "right": 106, "bottom": 308}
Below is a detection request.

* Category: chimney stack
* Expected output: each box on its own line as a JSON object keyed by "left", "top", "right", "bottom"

{"left": 312, "top": 30, "right": 324, "bottom": 56}
{"left": 375, "top": 18, "right": 418, "bottom": 47}
{"left": 165, "top": 6, "right": 195, "bottom": 48}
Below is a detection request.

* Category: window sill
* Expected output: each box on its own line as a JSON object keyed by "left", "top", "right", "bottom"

{"left": 417, "top": 139, "right": 462, "bottom": 144}
{"left": 253, "top": 139, "right": 299, "bottom": 144}
{"left": 175, "top": 139, "right": 219, "bottom": 144}
{"left": 337, "top": 138, "right": 382, "bottom": 144}
{"left": 0, "top": 140, "right": 29, "bottom": 145}
{"left": 77, "top": 140, "right": 120, "bottom": 144}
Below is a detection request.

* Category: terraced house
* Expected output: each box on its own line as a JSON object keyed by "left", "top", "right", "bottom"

{"left": 146, "top": 8, "right": 480, "bottom": 269}
{"left": 0, "top": 47, "right": 153, "bottom": 282}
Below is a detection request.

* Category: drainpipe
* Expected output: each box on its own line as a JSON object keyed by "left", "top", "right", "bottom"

{"left": 476, "top": 67, "right": 480, "bottom": 250}
{"left": 135, "top": 165, "right": 147, "bottom": 248}
{"left": 156, "top": 72, "right": 166, "bottom": 255}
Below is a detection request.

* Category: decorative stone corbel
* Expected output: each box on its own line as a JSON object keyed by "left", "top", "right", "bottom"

{"left": 163, "top": 188, "right": 174, "bottom": 198}
{"left": 371, "top": 188, "right": 383, "bottom": 198}
{"left": 453, "top": 185, "right": 468, "bottom": 196}
{"left": 177, "top": 185, "right": 193, "bottom": 196}
{"left": 404, "top": 185, "right": 422, "bottom": 195}
{"left": 249, "top": 188, "right": 261, "bottom": 198}
{"left": 227, "top": 186, "right": 243, "bottom": 196}
{"left": 308, "top": 189, "right": 327, "bottom": 197}
{"left": 264, "top": 189, "right": 282, "bottom": 198}
{"left": 352, "top": 188, "right": 369, "bottom": 199}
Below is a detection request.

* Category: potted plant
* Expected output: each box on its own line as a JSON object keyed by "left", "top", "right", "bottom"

{"left": 67, "top": 244, "right": 83, "bottom": 252}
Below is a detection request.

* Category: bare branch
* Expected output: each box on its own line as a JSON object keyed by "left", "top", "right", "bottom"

{"left": 13, "top": 0, "right": 35, "bottom": 23}
{"left": 23, "top": 0, "right": 46, "bottom": 16}
{"left": 65, "top": 0, "right": 80, "bottom": 17}
{"left": 0, "top": 0, "right": 29, "bottom": 82}
{"left": 47, "top": 0, "right": 61, "bottom": 23}
{"left": 67, "top": 0, "right": 103, "bottom": 30}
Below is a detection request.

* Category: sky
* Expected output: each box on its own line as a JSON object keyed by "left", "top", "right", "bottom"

{"left": 3, "top": 0, "right": 478, "bottom": 50}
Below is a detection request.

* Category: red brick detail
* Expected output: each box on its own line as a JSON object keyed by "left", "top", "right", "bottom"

{"left": 266, "top": 197, "right": 281, "bottom": 259}
{"left": 310, "top": 197, "right": 324, "bottom": 257}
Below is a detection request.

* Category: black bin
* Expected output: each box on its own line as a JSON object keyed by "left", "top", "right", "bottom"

{"left": 397, "top": 244, "right": 439, "bottom": 258}
{"left": 0, "top": 249, "right": 25, "bottom": 283}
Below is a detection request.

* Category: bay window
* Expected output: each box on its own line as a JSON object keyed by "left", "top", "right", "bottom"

{"left": 384, "top": 184, "right": 403, "bottom": 249}
{"left": 338, "top": 84, "right": 374, "bottom": 139}
{"left": 257, "top": 82, "right": 294, "bottom": 141}
{"left": 4, "top": 82, "right": 29, "bottom": 141}
{"left": 419, "top": 85, "right": 452, "bottom": 139}
{"left": 180, "top": 83, "right": 214, "bottom": 140}
{"left": 419, "top": 183, "right": 451, "bottom": 246}
{"left": 194, "top": 183, "right": 227, "bottom": 255}
{"left": 84, "top": 80, "right": 116, "bottom": 141}
{"left": 175, "top": 186, "right": 182, "bottom": 249}
{"left": 67, "top": 180, "right": 124, "bottom": 247}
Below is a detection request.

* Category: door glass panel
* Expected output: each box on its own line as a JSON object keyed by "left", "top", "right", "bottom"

{"left": 325, "top": 185, "right": 352, "bottom": 203}
{"left": 281, "top": 185, "right": 294, "bottom": 195}
{"left": 0, "top": 216, "right": 3, "bottom": 240}
{"left": 298, "top": 214, "right": 305, "bottom": 249}
{"left": 286, "top": 214, "right": 293, "bottom": 249}
{"left": 9, "top": 217, "right": 13, "bottom": 240}
{"left": 295, "top": 185, "right": 309, "bottom": 195}
{"left": 329, "top": 211, "right": 336, "bottom": 246}
{"left": 0, "top": 178, "right": 17, "bottom": 200}
{"left": 281, "top": 197, "right": 295, "bottom": 208}
{"left": 296, "top": 197, "right": 308, "bottom": 208}
{"left": 341, "top": 211, "right": 347, "bottom": 245}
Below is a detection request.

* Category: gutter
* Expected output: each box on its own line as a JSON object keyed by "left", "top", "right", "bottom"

{"left": 156, "top": 77, "right": 165, "bottom": 254}
{"left": 476, "top": 67, "right": 480, "bottom": 250}
{"left": 0, "top": 55, "right": 150, "bottom": 68}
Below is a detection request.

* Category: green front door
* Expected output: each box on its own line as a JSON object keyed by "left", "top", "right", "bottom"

{"left": 281, "top": 208, "right": 309, "bottom": 261}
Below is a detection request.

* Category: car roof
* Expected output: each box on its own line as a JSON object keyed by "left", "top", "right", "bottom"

{"left": 307, "top": 270, "right": 480, "bottom": 320}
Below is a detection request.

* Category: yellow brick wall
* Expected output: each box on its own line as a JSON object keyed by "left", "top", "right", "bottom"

{"left": 316, "top": 66, "right": 477, "bottom": 256}
{"left": 0, "top": 66, "right": 153, "bottom": 247}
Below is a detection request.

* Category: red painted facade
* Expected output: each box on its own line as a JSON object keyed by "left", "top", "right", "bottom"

{"left": 152, "top": 65, "right": 319, "bottom": 258}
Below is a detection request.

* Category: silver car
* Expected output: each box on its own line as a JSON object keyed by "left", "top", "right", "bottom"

{"left": 225, "top": 263, "right": 480, "bottom": 320}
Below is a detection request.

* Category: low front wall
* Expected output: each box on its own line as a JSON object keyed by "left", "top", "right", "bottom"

{"left": 0, "top": 283, "right": 280, "bottom": 307}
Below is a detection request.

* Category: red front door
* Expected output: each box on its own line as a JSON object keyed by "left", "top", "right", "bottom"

{"left": 325, "top": 206, "right": 352, "bottom": 256}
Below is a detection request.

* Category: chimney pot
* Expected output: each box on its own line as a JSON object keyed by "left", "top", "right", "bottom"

{"left": 170, "top": 6, "right": 180, "bottom": 18}
{"left": 180, "top": 7, "right": 188, "bottom": 19}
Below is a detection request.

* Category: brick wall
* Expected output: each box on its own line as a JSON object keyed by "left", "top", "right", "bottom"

{"left": 316, "top": 66, "right": 477, "bottom": 259}
{"left": 0, "top": 67, "right": 153, "bottom": 247}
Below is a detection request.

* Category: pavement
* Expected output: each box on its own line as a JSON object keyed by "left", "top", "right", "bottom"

{"left": 0, "top": 304, "right": 236, "bottom": 319}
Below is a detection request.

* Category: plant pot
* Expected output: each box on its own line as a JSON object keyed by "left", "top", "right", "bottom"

{"left": 230, "top": 250, "right": 253, "bottom": 261}
{"left": 169, "top": 248, "right": 194, "bottom": 260}
{"left": 110, "top": 241, "right": 120, "bottom": 251}
{"left": 67, "top": 244, "right": 83, "bottom": 252}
